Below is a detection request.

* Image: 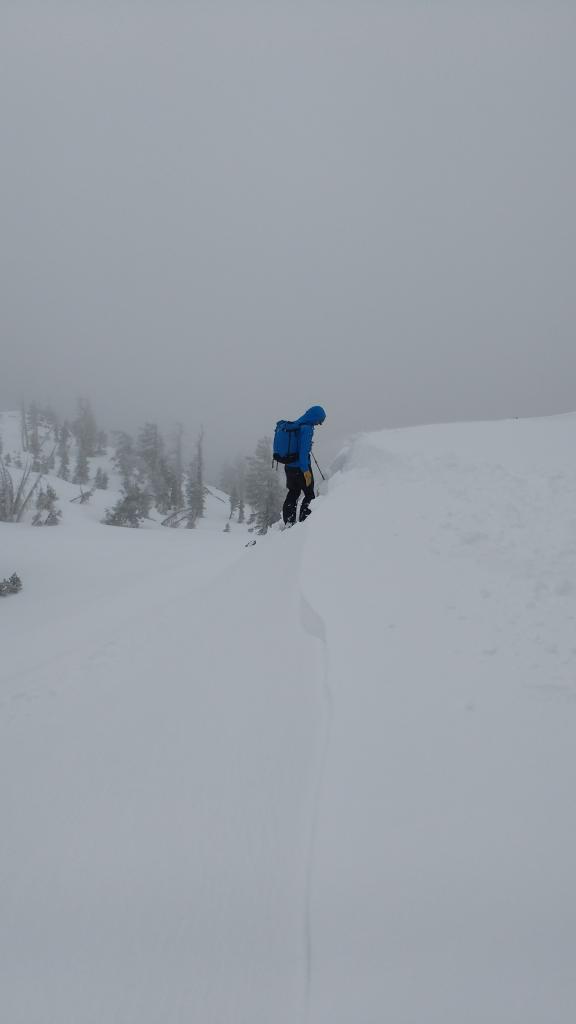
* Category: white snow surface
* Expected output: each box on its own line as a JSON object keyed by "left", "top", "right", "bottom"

{"left": 2, "top": 412, "right": 576, "bottom": 1022}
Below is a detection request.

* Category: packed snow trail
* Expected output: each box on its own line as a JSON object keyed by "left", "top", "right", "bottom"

{"left": 302, "top": 416, "right": 576, "bottom": 1024}
{"left": 1, "top": 523, "right": 325, "bottom": 1024}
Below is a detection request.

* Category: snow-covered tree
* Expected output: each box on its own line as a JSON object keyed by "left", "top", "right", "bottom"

{"left": 244, "top": 438, "right": 283, "bottom": 534}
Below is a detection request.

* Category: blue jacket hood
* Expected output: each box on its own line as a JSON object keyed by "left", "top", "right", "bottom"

{"left": 293, "top": 406, "right": 326, "bottom": 427}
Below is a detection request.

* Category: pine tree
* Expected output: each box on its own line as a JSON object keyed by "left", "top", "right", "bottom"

{"left": 96, "top": 430, "right": 108, "bottom": 455}
{"left": 73, "top": 443, "right": 90, "bottom": 485}
{"left": 137, "top": 422, "right": 162, "bottom": 475}
{"left": 244, "top": 438, "right": 282, "bottom": 534}
{"left": 102, "top": 483, "right": 151, "bottom": 528}
{"left": 112, "top": 431, "right": 137, "bottom": 488}
{"left": 36, "top": 483, "right": 59, "bottom": 512}
{"left": 219, "top": 454, "right": 246, "bottom": 513}
{"left": 20, "top": 401, "right": 29, "bottom": 452}
{"left": 28, "top": 402, "right": 42, "bottom": 471}
{"left": 33, "top": 484, "right": 61, "bottom": 526}
{"left": 137, "top": 422, "right": 171, "bottom": 512}
{"left": 57, "top": 422, "right": 71, "bottom": 480}
{"left": 169, "top": 423, "right": 184, "bottom": 510}
{"left": 73, "top": 398, "right": 98, "bottom": 457}
{"left": 94, "top": 467, "right": 109, "bottom": 489}
{"left": 229, "top": 485, "right": 239, "bottom": 520}
{"left": 186, "top": 428, "right": 206, "bottom": 527}
{"left": 40, "top": 405, "right": 60, "bottom": 437}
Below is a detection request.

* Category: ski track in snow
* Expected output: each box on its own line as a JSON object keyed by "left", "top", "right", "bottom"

{"left": 1, "top": 509, "right": 327, "bottom": 1023}
{"left": 298, "top": 585, "right": 332, "bottom": 1021}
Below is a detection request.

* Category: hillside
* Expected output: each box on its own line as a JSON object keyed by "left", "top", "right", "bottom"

{"left": 2, "top": 412, "right": 576, "bottom": 1023}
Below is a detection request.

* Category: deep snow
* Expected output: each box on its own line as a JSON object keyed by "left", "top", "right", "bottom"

{"left": 2, "top": 412, "right": 576, "bottom": 1022}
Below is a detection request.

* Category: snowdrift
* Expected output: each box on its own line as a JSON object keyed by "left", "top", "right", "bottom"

{"left": 2, "top": 413, "right": 576, "bottom": 1023}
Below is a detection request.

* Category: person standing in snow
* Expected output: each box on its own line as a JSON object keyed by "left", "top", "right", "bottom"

{"left": 281, "top": 405, "right": 326, "bottom": 526}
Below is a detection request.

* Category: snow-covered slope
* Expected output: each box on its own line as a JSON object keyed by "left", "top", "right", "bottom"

{"left": 2, "top": 413, "right": 576, "bottom": 1023}
{"left": 304, "top": 415, "right": 576, "bottom": 1024}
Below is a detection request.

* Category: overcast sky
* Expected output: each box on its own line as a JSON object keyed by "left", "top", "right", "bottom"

{"left": 1, "top": 1, "right": 575, "bottom": 469}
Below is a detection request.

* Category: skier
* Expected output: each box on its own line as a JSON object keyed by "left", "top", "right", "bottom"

{"left": 279, "top": 405, "right": 326, "bottom": 526}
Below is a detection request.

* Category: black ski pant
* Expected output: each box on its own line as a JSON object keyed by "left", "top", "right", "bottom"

{"left": 283, "top": 466, "right": 315, "bottom": 525}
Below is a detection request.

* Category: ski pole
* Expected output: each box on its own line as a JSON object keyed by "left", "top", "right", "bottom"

{"left": 311, "top": 452, "right": 326, "bottom": 481}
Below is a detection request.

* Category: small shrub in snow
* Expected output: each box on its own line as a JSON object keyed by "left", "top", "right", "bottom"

{"left": 32, "top": 483, "right": 62, "bottom": 526}
{"left": 0, "top": 572, "right": 22, "bottom": 596}
{"left": 103, "top": 484, "right": 151, "bottom": 528}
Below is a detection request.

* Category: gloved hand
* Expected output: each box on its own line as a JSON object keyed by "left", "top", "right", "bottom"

{"left": 303, "top": 470, "right": 313, "bottom": 488}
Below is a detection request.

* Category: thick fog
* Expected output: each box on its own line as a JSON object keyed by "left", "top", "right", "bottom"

{"left": 1, "top": 2, "right": 575, "bottom": 471}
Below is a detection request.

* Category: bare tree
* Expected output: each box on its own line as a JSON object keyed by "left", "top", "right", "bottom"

{"left": 0, "top": 460, "right": 43, "bottom": 523}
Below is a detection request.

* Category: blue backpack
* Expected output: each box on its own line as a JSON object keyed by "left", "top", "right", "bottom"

{"left": 273, "top": 420, "right": 300, "bottom": 465}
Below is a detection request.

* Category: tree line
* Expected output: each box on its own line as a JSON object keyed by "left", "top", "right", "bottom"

{"left": 1, "top": 400, "right": 284, "bottom": 533}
